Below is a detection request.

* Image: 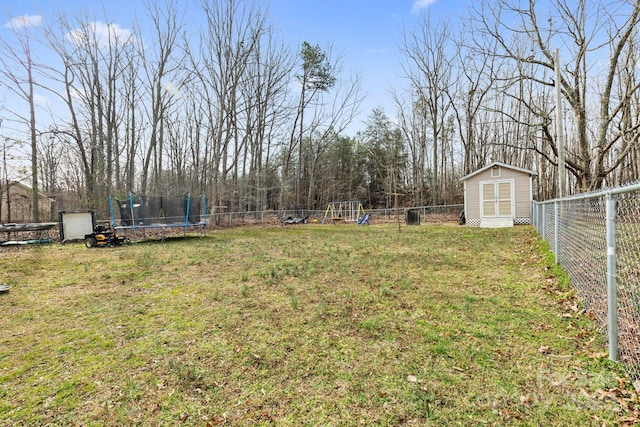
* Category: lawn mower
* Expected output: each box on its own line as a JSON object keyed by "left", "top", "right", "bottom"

{"left": 84, "top": 225, "right": 130, "bottom": 248}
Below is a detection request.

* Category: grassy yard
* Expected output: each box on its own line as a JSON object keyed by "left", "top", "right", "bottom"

{"left": 0, "top": 224, "right": 638, "bottom": 425}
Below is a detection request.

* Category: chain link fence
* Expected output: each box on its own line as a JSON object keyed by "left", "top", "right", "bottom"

{"left": 533, "top": 182, "right": 640, "bottom": 388}
{"left": 209, "top": 204, "right": 463, "bottom": 227}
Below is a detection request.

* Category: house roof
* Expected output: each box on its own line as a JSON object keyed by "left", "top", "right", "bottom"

{"left": 459, "top": 162, "right": 538, "bottom": 182}
{"left": 6, "top": 180, "right": 55, "bottom": 202}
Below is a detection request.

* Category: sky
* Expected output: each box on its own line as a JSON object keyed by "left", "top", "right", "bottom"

{"left": 267, "top": 0, "right": 466, "bottom": 131}
{"left": 0, "top": 0, "right": 470, "bottom": 137}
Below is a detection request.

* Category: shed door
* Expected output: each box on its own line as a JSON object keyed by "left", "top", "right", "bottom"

{"left": 481, "top": 181, "right": 513, "bottom": 218}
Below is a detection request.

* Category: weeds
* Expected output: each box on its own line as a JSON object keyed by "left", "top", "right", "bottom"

{"left": 463, "top": 294, "right": 476, "bottom": 315}
{"left": 241, "top": 283, "right": 250, "bottom": 297}
{"left": 287, "top": 287, "right": 299, "bottom": 310}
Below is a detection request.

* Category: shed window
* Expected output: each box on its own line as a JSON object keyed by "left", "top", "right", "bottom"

{"left": 491, "top": 165, "right": 500, "bottom": 177}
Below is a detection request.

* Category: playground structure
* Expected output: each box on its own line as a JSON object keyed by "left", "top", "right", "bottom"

{"left": 109, "top": 193, "right": 207, "bottom": 241}
{"left": 322, "top": 201, "right": 369, "bottom": 225}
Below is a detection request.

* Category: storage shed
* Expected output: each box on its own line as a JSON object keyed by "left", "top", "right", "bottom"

{"left": 460, "top": 162, "right": 537, "bottom": 227}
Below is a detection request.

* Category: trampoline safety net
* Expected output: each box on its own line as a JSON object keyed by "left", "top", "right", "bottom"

{"left": 115, "top": 195, "right": 203, "bottom": 226}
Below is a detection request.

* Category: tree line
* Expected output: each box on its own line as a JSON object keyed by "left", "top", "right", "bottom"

{"left": 1, "top": 0, "right": 640, "bottom": 221}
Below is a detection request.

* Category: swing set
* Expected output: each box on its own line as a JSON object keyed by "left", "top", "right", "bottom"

{"left": 322, "top": 200, "right": 369, "bottom": 225}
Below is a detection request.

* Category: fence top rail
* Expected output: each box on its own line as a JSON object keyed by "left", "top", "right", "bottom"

{"left": 211, "top": 204, "right": 464, "bottom": 216}
{"left": 534, "top": 181, "right": 640, "bottom": 205}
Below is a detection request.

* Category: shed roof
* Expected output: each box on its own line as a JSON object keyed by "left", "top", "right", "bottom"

{"left": 459, "top": 162, "right": 538, "bottom": 182}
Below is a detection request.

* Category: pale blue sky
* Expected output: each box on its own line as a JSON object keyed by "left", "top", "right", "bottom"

{"left": 267, "top": 0, "right": 467, "bottom": 129}
{"left": 0, "top": 0, "right": 469, "bottom": 135}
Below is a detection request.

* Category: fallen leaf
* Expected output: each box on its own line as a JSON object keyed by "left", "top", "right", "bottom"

{"left": 407, "top": 375, "right": 421, "bottom": 383}
{"left": 588, "top": 351, "right": 608, "bottom": 359}
{"left": 619, "top": 416, "right": 639, "bottom": 427}
{"left": 595, "top": 388, "right": 620, "bottom": 402}
{"left": 520, "top": 395, "right": 532, "bottom": 405}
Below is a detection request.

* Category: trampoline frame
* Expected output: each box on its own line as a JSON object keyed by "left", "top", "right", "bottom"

{"left": 109, "top": 193, "right": 207, "bottom": 242}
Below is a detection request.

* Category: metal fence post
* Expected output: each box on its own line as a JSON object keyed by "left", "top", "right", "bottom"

{"left": 541, "top": 203, "right": 546, "bottom": 240}
{"left": 554, "top": 201, "right": 559, "bottom": 264}
{"left": 606, "top": 194, "right": 618, "bottom": 362}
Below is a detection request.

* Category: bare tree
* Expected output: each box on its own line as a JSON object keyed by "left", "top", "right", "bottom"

{"left": 0, "top": 15, "right": 44, "bottom": 221}
{"left": 137, "top": 0, "right": 188, "bottom": 195}
{"left": 474, "top": 0, "right": 640, "bottom": 191}
{"left": 613, "top": 37, "right": 640, "bottom": 184}
{"left": 120, "top": 31, "right": 144, "bottom": 193}
{"left": 190, "top": 0, "right": 267, "bottom": 210}
{"left": 448, "top": 24, "right": 503, "bottom": 175}
{"left": 238, "top": 27, "right": 294, "bottom": 212}
{"left": 301, "top": 53, "right": 364, "bottom": 209}
{"left": 44, "top": 14, "right": 136, "bottom": 212}
{"left": 398, "top": 13, "right": 454, "bottom": 205}
{"left": 36, "top": 131, "right": 64, "bottom": 196}
{"left": 0, "top": 118, "right": 3, "bottom": 221}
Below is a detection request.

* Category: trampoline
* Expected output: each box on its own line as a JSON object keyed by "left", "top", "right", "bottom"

{"left": 110, "top": 193, "right": 207, "bottom": 242}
